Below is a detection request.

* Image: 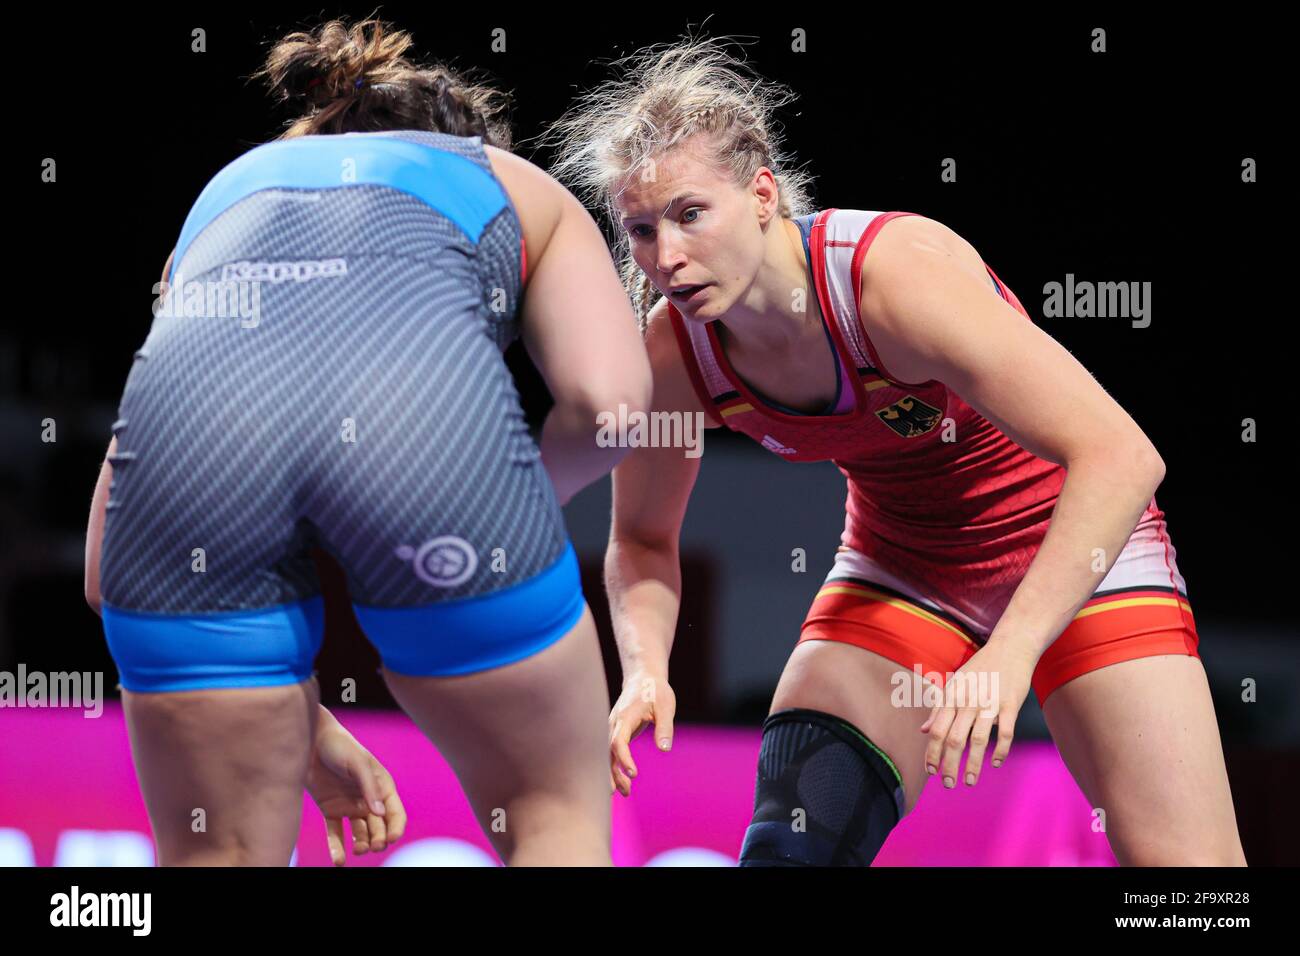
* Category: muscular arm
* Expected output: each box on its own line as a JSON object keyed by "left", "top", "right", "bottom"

{"left": 859, "top": 216, "right": 1165, "bottom": 660}
{"left": 486, "top": 146, "right": 652, "bottom": 505}
{"left": 605, "top": 300, "right": 716, "bottom": 680}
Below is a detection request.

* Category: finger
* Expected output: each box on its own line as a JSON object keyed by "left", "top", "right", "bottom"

{"left": 362, "top": 761, "right": 405, "bottom": 843}
{"left": 940, "top": 707, "right": 978, "bottom": 787}
{"left": 349, "top": 816, "right": 371, "bottom": 855}
{"left": 991, "top": 707, "right": 1017, "bottom": 767}
{"left": 963, "top": 713, "right": 997, "bottom": 786}
{"left": 920, "top": 703, "right": 940, "bottom": 734}
{"left": 923, "top": 672, "right": 961, "bottom": 736}
{"left": 924, "top": 707, "right": 956, "bottom": 776}
{"left": 352, "top": 759, "right": 389, "bottom": 819}
{"left": 365, "top": 812, "right": 387, "bottom": 852}
{"left": 325, "top": 816, "right": 347, "bottom": 867}
{"left": 383, "top": 789, "right": 407, "bottom": 844}
{"left": 611, "top": 719, "right": 639, "bottom": 779}
{"left": 612, "top": 759, "right": 632, "bottom": 797}
{"left": 654, "top": 700, "right": 676, "bottom": 752}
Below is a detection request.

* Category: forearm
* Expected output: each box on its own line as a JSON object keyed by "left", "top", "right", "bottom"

{"left": 539, "top": 402, "right": 633, "bottom": 506}
{"left": 604, "top": 535, "right": 682, "bottom": 679}
{"left": 989, "top": 446, "right": 1165, "bottom": 660}
{"left": 315, "top": 701, "right": 337, "bottom": 732}
{"left": 312, "top": 696, "right": 360, "bottom": 757}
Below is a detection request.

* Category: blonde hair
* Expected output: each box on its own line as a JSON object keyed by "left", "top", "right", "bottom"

{"left": 542, "top": 35, "right": 816, "bottom": 331}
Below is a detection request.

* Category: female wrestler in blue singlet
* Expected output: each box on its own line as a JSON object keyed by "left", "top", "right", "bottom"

{"left": 83, "top": 19, "right": 651, "bottom": 866}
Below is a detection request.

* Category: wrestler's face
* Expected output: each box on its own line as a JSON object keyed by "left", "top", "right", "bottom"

{"left": 615, "top": 140, "right": 770, "bottom": 324}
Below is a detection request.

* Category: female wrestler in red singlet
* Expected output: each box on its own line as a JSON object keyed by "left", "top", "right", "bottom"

{"left": 549, "top": 38, "right": 1245, "bottom": 866}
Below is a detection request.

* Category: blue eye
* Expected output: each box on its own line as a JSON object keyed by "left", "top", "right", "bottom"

{"left": 630, "top": 224, "right": 653, "bottom": 239}
{"left": 682, "top": 207, "right": 702, "bottom": 223}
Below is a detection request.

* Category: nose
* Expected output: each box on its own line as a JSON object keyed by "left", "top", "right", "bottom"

{"left": 654, "top": 229, "right": 687, "bottom": 276}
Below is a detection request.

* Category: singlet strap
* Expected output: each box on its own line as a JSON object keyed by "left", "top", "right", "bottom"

{"left": 668, "top": 209, "right": 931, "bottom": 422}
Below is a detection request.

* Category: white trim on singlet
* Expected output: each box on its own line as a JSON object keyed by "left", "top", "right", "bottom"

{"left": 819, "top": 209, "right": 882, "bottom": 371}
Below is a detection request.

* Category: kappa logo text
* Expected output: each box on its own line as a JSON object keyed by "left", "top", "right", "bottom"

{"left": 221, "top": 258, "right": 348, "bottom": 283}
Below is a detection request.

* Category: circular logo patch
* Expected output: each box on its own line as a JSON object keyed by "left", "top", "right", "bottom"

{"left": 394, "top": 536, "right": 478, "bottom": 588}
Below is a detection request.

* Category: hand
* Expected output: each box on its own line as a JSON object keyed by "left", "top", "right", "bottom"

{"left": 920, "top": 636, "right": 1037, "bottom": 789}
{"left": 608, "top": 669, "right": 676, "bottom": 797}
{"left": 306, "top": 706, "right": 407, "bottom": 866}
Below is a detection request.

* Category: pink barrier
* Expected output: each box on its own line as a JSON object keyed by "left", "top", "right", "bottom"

{"left": 0, "top": 703, "right": 1115, "bottom": 866}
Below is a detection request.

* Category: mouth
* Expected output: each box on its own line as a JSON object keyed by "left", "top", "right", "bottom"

{"left": 669, "top": 283, "right": 710, "bottom": 304}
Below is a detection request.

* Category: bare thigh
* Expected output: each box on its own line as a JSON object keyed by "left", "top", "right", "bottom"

{"left": 771, "top": 639, "right": 934, "bottom": 817}
{"left": 122, "top": 679, "right": 319, "bottom": 866}
{"left": 382, "top": 605, "right": 611, "bottom": 866}
{"left": 1043, "top": 654, "right": 1246, "bottom": 866}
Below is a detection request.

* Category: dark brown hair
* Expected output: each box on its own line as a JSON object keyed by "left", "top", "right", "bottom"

{"left": 254, "top": 17, "right": 512, "bottom": 147}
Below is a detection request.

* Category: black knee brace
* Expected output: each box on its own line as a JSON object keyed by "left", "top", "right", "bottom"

{"left": 738, "top": 708, "right": 906, "bottom": 867}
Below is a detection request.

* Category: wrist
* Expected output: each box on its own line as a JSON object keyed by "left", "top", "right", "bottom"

{"left": 985, "top": 629, "right": 1045, "bottom": 665}
{"left": 315, "top": 703, "right": 343, "bottom": 734}
{"left": 622, "top": 661, "right": 668, "bottom": 685}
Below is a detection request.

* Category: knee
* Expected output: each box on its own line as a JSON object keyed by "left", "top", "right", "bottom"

{"left": 492, "top": 795, "right": 612, "bottom": 866}
{"left": 738, "top": 709, "right": 906, "bottom": 867}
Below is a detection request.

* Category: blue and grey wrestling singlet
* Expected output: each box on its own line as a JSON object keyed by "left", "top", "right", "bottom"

{"left": 99, "top": 130, "right": 583, "bottom": 691}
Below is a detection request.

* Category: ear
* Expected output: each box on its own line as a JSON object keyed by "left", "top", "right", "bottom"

{"left": 751, "top": 166, "right": 781, "bottom": 225}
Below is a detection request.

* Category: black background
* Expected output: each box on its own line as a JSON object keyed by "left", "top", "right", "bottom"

{"left": 4, "top": 4, "right": 1293, "bottom": 865}
{"left": 17, "top": 7, "right": 1281, "bottom": 610}
{"left": 6, "top": 2, "right": 1289, "bottom": 789}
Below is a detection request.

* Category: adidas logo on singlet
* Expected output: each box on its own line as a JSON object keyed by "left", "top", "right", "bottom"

{"left": 761, "top": 434, "right": 798, "bottom": 455}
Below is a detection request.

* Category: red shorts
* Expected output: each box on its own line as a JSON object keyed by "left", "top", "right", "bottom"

{"left": 799, "top": 509, "right": 1199, "bottom": 706}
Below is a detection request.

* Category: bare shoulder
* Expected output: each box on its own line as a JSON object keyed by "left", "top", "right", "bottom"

{"left": 867, "top": 214, "right": 983, "bottom": 269}
{"left": 859, "top": 212, "right": 996, "bottom": 304}
{"left": 481, "top": 144, "right": 560, "bottom": 202}
{"left": 482, "top": 145, "right": 566, "bottom": 270}
{"left": 856, "top": 213, "right": 1004, "bottom": 384}
{"left": 643, "top": 297, "right": 720, "bottom": 427}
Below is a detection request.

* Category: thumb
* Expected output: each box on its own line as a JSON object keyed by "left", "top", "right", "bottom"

{"left": 351, "top": 757, "right": 388, "bottom": 817}
{"left": 654, "top": 701, "right": 676, "bottom": 752}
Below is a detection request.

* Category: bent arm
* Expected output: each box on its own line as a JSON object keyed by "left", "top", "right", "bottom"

{"left": 519, "top": 185, "right": 652, "bottom": 505}
{"left": 860, "top": 217, "right": 1165, "bottom": 660}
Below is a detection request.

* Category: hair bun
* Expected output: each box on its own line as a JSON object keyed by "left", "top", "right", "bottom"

{"left": 255, "top": 16, "right": 513, "bottom": 147}
{"left": 258, "top": 18, "right": 414, "bottom": 108}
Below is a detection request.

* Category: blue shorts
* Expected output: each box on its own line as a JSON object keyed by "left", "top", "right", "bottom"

{"left": 102, "top": 542, "right": 585, "bottom": 692}
{"left": 99, "top": 130, "right": 581, "bottom": 692}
